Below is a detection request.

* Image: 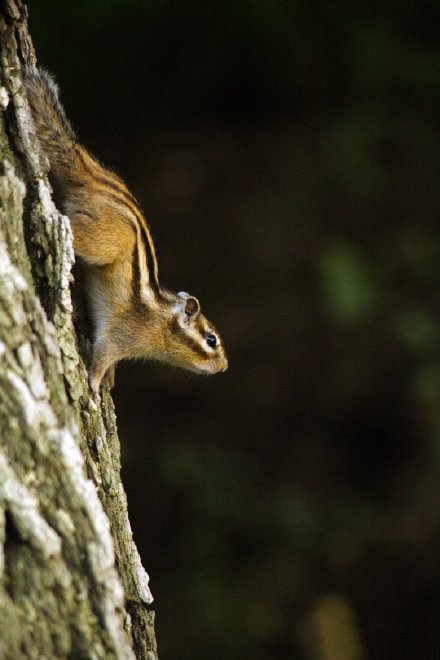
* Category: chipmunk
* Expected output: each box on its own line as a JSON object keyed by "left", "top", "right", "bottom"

{"left": 23, "top": 68, "right": 228, "bottom": 394}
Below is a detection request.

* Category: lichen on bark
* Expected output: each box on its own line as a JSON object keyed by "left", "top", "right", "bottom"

{"left": 0, "top": 2, "right": 158, "bottom": 658}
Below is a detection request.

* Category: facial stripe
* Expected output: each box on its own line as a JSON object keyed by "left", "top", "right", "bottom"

{"left": 196, "top": 320, "right": 222, "bottom": 351}
{"left": 170, "top": 318, "right": 209, "bottom": 359}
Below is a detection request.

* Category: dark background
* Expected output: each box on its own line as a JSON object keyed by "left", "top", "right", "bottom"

{"left": 30, "top": 2, "right": 440, "bottom": 659}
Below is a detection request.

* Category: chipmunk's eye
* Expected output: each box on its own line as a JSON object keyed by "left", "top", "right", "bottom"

{"left": 206, "top": 334, "right": 217, "bottom": 348}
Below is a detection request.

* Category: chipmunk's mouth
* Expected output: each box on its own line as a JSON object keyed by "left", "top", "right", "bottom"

{"left": 190, "top": 358, "right": 228, "bottom": 375}
{"left": 210, "top": 357, "right": 228, "bottom": 374}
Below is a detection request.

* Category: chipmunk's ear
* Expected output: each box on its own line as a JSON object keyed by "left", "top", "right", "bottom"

{"left": 177, "top": 292, "right": 200, "bottom": 321}
{"left": 185, "top": 296, "right": 200, "bottom": 318}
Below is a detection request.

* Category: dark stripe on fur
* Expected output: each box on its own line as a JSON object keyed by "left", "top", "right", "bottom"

{"left": 24, "top": 68, "right": 162, "bottom": 294}
{"left": 130, "top": 243, "right": 143, "bottom": 304}
{"left": 101, "top": 189, "right": 160, "bottom": 294}
{"left": 76, "top": 149, "right": 140, "bottom": 207}
{"left": 170, "top": 318, "right": 208, "bottom": 359}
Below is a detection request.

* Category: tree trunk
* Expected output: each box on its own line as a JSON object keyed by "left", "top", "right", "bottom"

{"left": 0, "top": 2, "right": 158, "bottom": 657}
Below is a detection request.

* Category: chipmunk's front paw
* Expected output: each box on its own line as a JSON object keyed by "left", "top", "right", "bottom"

{"left": 88, "top": 339, "right": 114, "bottom": 397}
{"left": 88, "top": 372, "right": 101, "bottom": 398}
{"left": 102, "top": 364, "right": 115, "bottom": 390}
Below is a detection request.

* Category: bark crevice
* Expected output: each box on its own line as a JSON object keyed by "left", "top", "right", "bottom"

{"left": 0, "top": 2, "right": 158, "bottom": 658}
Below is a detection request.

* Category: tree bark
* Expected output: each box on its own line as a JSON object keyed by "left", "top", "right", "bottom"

{"left": 0, "top": 2, "right": 158, "bottom": 657}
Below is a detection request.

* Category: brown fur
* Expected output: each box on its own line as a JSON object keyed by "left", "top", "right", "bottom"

{"left": 23, "top": 67, "right": 228, "bottom": 393}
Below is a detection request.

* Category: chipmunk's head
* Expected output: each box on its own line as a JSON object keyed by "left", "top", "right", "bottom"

{"left": 164, "top": 291, "right": 228, "bottom": 375}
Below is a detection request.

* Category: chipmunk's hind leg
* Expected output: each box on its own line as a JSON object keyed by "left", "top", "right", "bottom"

{"left": 88, "top": 338, "right": 116, "bottom": 395}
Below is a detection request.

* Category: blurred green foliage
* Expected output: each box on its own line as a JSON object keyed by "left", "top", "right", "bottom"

{"left": 319, "top": 244, "right": 381, "bottom": 322}
{"left": 30, "top": 1, "right": 440, "bottom": 659}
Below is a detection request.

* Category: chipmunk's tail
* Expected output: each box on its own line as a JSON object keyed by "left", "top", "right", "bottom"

{"left": 22, "top": 67, "right": 80, "bottom": 183}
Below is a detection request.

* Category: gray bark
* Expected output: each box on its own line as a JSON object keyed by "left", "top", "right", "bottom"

{"left": 0, "top": 2, "right": 158, "bottom": 658}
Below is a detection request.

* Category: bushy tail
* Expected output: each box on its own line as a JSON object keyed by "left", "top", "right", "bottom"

{"left": 23, "top": 67, "right": 79, "bottom": 181}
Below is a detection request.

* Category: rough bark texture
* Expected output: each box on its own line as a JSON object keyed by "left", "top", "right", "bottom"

{"left": 0, "top": 2, "right": 158, "bottom": 658}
